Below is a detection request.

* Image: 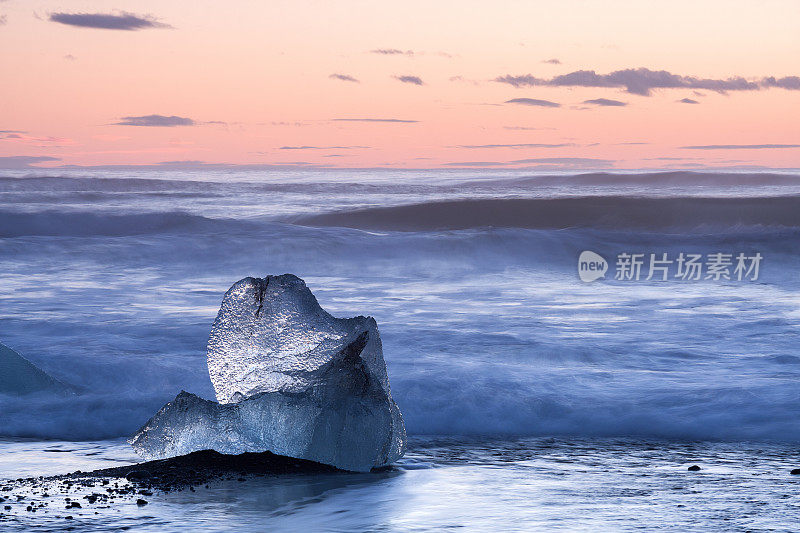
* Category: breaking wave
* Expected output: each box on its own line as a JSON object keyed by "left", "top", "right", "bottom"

{"left": 0, "top": 210, "right": 257, "bottom": 237}
{"left": 297, "top": 196, "right": 800, "bottom": 231}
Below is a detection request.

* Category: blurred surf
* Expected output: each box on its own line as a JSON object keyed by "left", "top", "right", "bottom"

{"left": 0, "top": 169, "right": 798, "bottom": 442}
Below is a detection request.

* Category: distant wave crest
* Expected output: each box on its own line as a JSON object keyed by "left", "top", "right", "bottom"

{"left": 0, "top": 210, "right": 252, "bottom": 237}
{"left": 296, "top": 196, "right": 800, "bottom": 231}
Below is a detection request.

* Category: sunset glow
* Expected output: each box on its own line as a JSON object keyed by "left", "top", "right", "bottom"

{"left": 1, "top": 0, "right": 798, "bottom": 170}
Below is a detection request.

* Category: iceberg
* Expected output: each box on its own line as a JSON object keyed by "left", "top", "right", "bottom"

{"left": 0, "top": 341, "right": 69, "bottom": 395}
{"left": 131, "top": 275, "right": 406, "bottom": 472}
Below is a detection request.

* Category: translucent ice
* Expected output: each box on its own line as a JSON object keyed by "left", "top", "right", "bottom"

{"left": 207, "top": 275, "right": 393, "bottom": 403}
{"left": 131, "top": 275, "right": 406, "bottom": 472}
{"left": 0, "top": 341, "right": 69, "bottom": 395}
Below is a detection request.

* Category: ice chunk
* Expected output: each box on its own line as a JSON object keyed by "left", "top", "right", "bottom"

{"left": 131, "top": 275, "right": 405, "bottom": 472}
{"left": 207, "top": 275, "right": 393, "bottom": 403}
{"left": 0, "top": 341, "right": 69, "bottom": 395}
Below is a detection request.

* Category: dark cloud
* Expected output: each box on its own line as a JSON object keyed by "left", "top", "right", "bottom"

{"left": 505, "top": 98, "right": 560, "bottom": 107}
{"left": 49, "top": 11, "right": 171, "bottom": 30}
{"left": 551, "top": 68, "right": 757, "bottom": 95}
{"left": 444, "top": 157, "right": 613, "bottom": 167}
{"left": 678, "top": 98, "right": 699, "bottom": 104}
{"left": 279, "top": 145, "right": 369, "bottom": 150}
{"left": 511, "top": 157, "right": 614, "bottom": 165}
{"left": 542, "top": 58, "right": 561, "bottom": 65}
{"left": 680, "top": 144, "right": 800, "bottom": 150}
{"left": 583, "top": 98, "right": 627, "bottom": 106}
{"left": 329, "top": 73, "right": 359, "bottom": 83}
{"left": 371, "top": 49, "right": 414, "bottom": 56}
{"left": 494, "top": 67, "right": 800, "bottom": 96}
{"left": 1, "top": 131, "right": 73, "bottom": 146}
{"left": 455, "top": 143, "right": 575, "bottom": 149}
{"left": 113, "top": 115, "right": 195, "bottom": 127}
{"left": 762, "top": 76, "right": 800, "bottom": 90}
{"left": 0, "top": 156, "right": 61, "bottom": 169}
{"left": 0, "top": 14, "right": 7, "bottom": 26}
{"left": 332, "top": 118, "right": 419, "bottom": 123}
{"left": 496, "top": 75, "right": 542, "bottom": 88}
{"left": 394, "top": 75, "right": 424, "bottom": 85}
{"left": 443, "top": 161, "right": 509, "bottom": 167}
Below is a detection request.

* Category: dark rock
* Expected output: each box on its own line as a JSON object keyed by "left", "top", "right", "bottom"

{"left": 78, "top": 449, "right": 337, "bottom": 491}
{"left": 0, "top": 447, "right": 345, "bottom": 511}
{"left": 790, "top": 468, "right": 800, "bottom": 475}
{"left": 687, "top": 465, "right": 701, "bottom": 471}
{"left": 125, "top": 471, "right": 151, "bottom": 481}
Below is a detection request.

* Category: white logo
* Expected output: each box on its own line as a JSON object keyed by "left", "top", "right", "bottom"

{"left": 578, "top": 251, "right": 608, "bottom": 282}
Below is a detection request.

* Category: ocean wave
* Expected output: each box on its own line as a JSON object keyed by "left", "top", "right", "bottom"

{"left": 296, "top": 196, "right": 800, "bottom": 231}
{"left": 0, "top": 210, "right": 255, "bottom": 237}
{"left": 2, "top": 369, "right": 797, "bottom": 442}
{"left": 488, "top": 170, "right": 800, "bottom": 187}
{"left": 0, "top": 175, "right": 437, "bottom": 195}
{"left": 5, "top": 170, "right": 800, "bottom": 193}
{"left": 0, "top": 175, "right": 207, "bottom": 192}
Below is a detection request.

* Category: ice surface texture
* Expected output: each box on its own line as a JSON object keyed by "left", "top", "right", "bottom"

{"left": 207, "top": 275, "right": 392, "bottom": 403}
{"left": 131, "top": 275, "right": 406, "bottom": 472}
{"left": 0, "top": 342, "right": 69, "bottom": 395}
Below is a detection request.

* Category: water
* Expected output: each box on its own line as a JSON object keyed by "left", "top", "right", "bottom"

{"left": 1, "top": 437, "right": 799, "bottom": 532}
{"left": 1, "top": 168, "right": 799, "bottom": 530}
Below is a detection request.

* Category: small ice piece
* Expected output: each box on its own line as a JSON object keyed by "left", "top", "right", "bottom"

{"left": 131, "top": 275, "right": 405, "bottom": 472}
{"left": 0, "top": 341, "right": 69, "bottom": 395}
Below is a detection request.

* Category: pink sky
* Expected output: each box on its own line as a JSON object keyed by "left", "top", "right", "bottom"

{"left": 1, "top": 0, "right": 799, "bottom": 170}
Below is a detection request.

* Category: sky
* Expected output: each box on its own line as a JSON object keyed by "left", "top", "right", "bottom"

{"left": 0, "top": 0, "right": 799, "bottom": 170}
